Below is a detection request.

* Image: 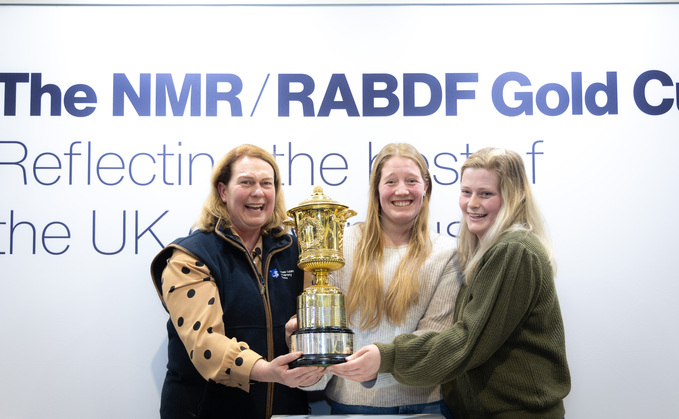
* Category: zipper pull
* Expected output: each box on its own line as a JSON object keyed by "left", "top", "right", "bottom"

{"left": 258, "top": 273, "right": 266, "bottom": 295}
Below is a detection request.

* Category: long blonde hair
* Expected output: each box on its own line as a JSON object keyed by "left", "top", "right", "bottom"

{"left": 194, "top": 144, "right": 288, "bottom": 236}
{"left": 345, "top": 143, "right": 432, "bottom": 329}
{"left": 457, "top": 147, "right": 555, "bottom": 282}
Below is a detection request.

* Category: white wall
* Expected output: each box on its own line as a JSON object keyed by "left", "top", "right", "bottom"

{"left": 1, "top": 2, "right": 678, "bottom": 418}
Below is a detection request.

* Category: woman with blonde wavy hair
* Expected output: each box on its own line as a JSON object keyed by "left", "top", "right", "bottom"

{"left": 331, "top": 147, "right": 571, "bottom": 419}
{"left": 301, "top": 143, "right": 461, "bottom": 417}
{"left": 150, "top": 144, "right": 324, "bottom": 419}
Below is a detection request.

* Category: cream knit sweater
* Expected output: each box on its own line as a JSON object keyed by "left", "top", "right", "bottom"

{"left": 304, "top": 224, "right": 462, "bottom": 407}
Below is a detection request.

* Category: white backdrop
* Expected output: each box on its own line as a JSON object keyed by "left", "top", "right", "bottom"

{"left": 1, "top": 2, "right": 678, "bottom": 418}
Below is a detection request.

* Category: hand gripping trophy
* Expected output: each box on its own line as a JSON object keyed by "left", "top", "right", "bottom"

{"left": 286, "top": 186, "right": 356, "bottom": 367}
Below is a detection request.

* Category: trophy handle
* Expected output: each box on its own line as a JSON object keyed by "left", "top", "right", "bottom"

{"left": 338, "top": 208, "right": 357, "bottom": 222}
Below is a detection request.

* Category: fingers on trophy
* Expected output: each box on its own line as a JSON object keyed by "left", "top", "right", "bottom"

{"left": 286, "top": 186, "right": 356, "bottom": 368}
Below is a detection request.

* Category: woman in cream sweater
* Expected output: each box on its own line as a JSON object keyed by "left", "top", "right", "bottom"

{"left": 299, "top": 143, "right": 462, "bottom": 417}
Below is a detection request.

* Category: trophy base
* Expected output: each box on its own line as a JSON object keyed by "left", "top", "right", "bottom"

{"left": 289, "top": 353, "right": 348, "bottom": 368}
{"left": 289, "top": 326, "right": 354, "bottom": 368}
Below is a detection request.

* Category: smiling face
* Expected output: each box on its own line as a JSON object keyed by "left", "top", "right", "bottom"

{"left": 459, "top": 167, "right": 503, "bottom": 240}
{"left": 378, "top": 156, "right": 428, "bottom": 234}
{"left": 218, "top": 155, "right": 275, "bottom": 240}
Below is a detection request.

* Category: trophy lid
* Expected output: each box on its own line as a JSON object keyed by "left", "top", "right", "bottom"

{"left": 287, "top": 186, "right": 349, "bottom": 215}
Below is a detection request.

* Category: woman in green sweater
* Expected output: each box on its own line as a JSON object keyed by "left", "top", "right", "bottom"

{"left": 330, "top": 147, "right": 571, "bottom": 419}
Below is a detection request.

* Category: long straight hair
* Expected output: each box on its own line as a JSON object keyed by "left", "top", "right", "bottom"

{"left": 345, "top": 143, "right": 433, "bottom": 329}
{"left": 457, "top": 147, "right": 555, "bottom": 282}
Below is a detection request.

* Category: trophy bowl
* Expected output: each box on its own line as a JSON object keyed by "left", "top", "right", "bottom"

{"left": 286, "top": 186, "right": 356, "bottom": 368}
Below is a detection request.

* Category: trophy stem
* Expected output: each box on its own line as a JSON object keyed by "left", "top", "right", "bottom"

{"left": 314, "top": 269, "right": 329, "bottom": 287}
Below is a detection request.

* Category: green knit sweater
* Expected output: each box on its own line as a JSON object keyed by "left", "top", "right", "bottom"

{"left": 377, "top": 230, "right": 570, "bottom": 419}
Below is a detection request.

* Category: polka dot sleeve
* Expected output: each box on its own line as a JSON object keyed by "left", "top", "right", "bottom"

{"left": 161, "top": 248, "right": 262, "bottom": 392}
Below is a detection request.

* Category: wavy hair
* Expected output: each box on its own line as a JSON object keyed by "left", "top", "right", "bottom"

{"left": 457, "top": 147, "right": 555, "bottom": 282}
{"left": 345, "top": 143, "right": 433, "bottom": 329}
{"left": 194, "top": 144, "right": 288, "bottom": 236}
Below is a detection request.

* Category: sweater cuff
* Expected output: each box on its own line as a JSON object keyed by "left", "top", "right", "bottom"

{"left": 375, "top": 342, "right": 395, "bottom": 374}
{"left": 230, "top": 349, "right": 262, "bottom": 392}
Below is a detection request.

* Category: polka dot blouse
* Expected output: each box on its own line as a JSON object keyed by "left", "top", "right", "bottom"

{"left": 161, "top": 247, "right": 264, "bottom": 392}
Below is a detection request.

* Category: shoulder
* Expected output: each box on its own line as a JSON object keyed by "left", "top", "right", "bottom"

{"left": 265, "top": 228, "right": 294, "bottom": 246}
{"left": 495, "top": 230, "right": 547, "bottom": 259}
{"left": 429, "top": 230, "right": 456, "bottom": 258}
{"left": 430, "top": 230, "right": 455, "bottom": 248}
{"left": 344, "top": 223, "right": 363, "bottom": 244}
{"left": 151, "top": 230, "right": 209, "bottom": 268}
{"left": 172, "top": 229, "right": 212, "bottom": 246}
{"left": 484, "top": 230, "right": 552, "bottom": 277}
{"left": 167, "top": 229, "right": 231, "bottom": 260}
{"left": 346, "top": 223, "right": 362, "bottom": 236}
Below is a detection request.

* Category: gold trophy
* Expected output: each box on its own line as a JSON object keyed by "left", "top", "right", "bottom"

{"left": 286, "top": 186, "right": 356, "bottom": 367}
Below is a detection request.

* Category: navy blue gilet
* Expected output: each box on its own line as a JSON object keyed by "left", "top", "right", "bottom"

{"left": 150, "top": 223, "right": 308, "bottom": 419}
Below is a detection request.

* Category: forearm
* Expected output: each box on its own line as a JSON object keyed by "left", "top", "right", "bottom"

{"left": 163, "top": 249, "right": 262, "bottom": 391}
{"left": 377, "top": 329, "right": 470, "bottom": 387}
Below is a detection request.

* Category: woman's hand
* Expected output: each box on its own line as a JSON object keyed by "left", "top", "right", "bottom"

{"left": 328, "top": 344, "right": 381, "bottom": 382}
{"left": 250, "top": 351, "right": 325, "bottom": 388}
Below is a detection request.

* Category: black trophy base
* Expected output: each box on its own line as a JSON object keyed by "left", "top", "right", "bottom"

{"left": 288, "top": 326, "right": 354, "bottom": 368}
{"left": 289, "top": 353, "right": 348, "bottom": 368}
